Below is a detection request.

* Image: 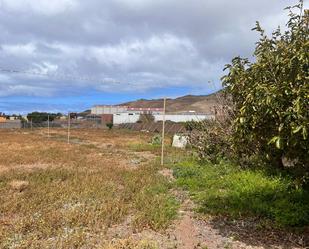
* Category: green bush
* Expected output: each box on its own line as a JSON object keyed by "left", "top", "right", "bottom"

{"left": 106, "top": 123, "right": 113, "bottom": 130}
{"left": 151, "top": 135, "right": 162, "bottom": 145}
{"left": 222, "top": 2, "right": 309, "bottom": 172}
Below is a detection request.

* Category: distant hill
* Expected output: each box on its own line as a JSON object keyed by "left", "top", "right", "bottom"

{"left": 121, "top": 91, "right": 223, "bottom": 114}
{"left": 82, "top": 90, "right": 224, "bottom": 115}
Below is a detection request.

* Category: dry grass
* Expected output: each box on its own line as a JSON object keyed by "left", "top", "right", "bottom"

{"left": 101, "top": 238, "right": 158, "bottom": 249}
{"left": 0, "top": 129, "right": 178, "bottom": 248}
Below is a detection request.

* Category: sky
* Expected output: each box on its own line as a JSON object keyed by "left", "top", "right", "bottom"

{"left": 0, "top": 0, "right": 306, "bottom": 114}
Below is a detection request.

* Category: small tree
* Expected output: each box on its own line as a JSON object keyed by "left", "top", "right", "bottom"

{"left": 222, "top": 1, "right": 309, "bottom": 170}
{"left": 27, "top": 112, "right": 58, "bottom": 123}
{"left": 106, "top": 123, "right": 113, "bottom": 130}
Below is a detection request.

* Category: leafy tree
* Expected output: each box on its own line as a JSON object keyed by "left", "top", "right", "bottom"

{"left": 27, "top": 112, "right": 60, "bottom": 123}
{"left": 222, "top": 2, "right": 308, "bottom": 171}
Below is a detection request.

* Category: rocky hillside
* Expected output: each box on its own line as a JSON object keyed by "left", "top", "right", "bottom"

{"left": 121, "top": 91, "right": 223, "bottom": 114}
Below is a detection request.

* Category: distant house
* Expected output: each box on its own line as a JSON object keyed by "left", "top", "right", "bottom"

{"left": 0, "top": 116, "right": 6, "bottom": 122}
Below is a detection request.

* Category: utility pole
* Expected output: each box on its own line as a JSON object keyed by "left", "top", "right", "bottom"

{"left": 161, "top": 97, "right": 166, "bottom": 166}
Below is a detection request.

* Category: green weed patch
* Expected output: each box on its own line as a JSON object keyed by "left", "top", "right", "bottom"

{"left": 173, "top": 160, "right": 309, "bottom": 227}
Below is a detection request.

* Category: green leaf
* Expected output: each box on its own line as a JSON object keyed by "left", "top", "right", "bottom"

{"left": 276, "top": 137, "right": 283, "bottom": 149}
{"left": 302, "top": 127, "right": 308, "bottom": 139}
{"left": 268, "top": 136, "right": 279, "bottom": 145}
{"left": 292, "top": 126, "right": 303, "bottom": 134}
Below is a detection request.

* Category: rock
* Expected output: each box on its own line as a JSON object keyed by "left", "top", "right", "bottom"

{"left": 172, "top": 134, "right": 188, "bottom": 148}
{"left": 9, "top": 180, "right": 29, "bottom": 192}
{"left": 130, "top": 159, "right": 141, "bottom": 165}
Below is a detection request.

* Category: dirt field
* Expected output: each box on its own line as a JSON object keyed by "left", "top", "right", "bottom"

{"left": 0, "top": 129, "right": 306, "bottom": 249}
{"left": 0, "top": 128, "right": 175, "bottom": 248}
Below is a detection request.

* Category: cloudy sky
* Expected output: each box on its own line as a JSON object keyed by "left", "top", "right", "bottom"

{"left": 0, "top": 0, "right": 305, "bottom": 113}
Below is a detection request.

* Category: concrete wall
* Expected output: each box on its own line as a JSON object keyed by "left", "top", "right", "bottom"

{"left": 91, "top": 106, "right": 127, "bottom": 115}
{"left": 154, "top": 114, "right": 214, "bottom": 123}
{"left": 113, "top": 113, "right": 140, "bottom": 124}
{"left": 0, "top": 120, "right": 22, "bottom": 129}
{"left": 113, "top": 113, "right": 214, "bottom": 124}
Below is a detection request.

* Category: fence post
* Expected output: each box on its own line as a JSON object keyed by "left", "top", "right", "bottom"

{"left": 161, "top": 97, "right": 166, "bottom": 166}
{"left": 68, "top": 113, "right": 70, "bottom": 144}
{"left": 47, "top": 115, "right": 50, "bottom": 138}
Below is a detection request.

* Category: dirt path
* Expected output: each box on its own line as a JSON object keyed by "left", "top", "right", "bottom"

{"left": 169, "top": 189, "right": 235, "bottom": 249}
{"left": 158, "top": 169, "right": 307, "bottom": 249}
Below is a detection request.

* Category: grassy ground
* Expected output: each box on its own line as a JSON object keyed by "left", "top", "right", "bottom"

{"left": 0, "top": 129, "right": 178, "bottom": 248}
{"left": 2, "top": 128, "right": 308, "bottom": 248}
{"left": 172, "top": 158, "right": 309, "bottom": 229}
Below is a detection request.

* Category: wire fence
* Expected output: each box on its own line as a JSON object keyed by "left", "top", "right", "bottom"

{"left": 0, "top": 120, "right": 23, "bottom": 129}
{"left": 118, "top": 122, "right": 185, "bottom": 134}
{"left": 0, "top": 120, "right": 186, "bottom": 134}
{"left": 0, "top": 118, "right": 188, "bottom": 166}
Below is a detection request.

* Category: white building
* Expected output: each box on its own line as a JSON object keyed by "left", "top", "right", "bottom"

{"left": 113, "top": 113, "right": 141, "bottom": 124}
{"left": 91, "top": 105, "right": 164, "bottom": 115}
{"left": 91, "top": 105, "right": 127, "bottom": 115}
{"left": 113, "top": 113, "right": 214, "bottom": 124}
{"left": 154, "top": 114, "right": 213, "bottom": 123}
{"left": 91, "top": 105, "right": 214, "bottom": 125}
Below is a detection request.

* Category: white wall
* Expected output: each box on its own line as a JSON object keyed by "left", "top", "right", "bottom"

{"left": 154, "top": 114, "right": 214, "bottom": 123}
{"left": 113, "top": 113, "right": 214, "bottom": 124}
{"left": 113, "top": 113, "right": 140, "bottom": 124}
{"left": 91, "top": 106, "right": 127, "bottom": 115}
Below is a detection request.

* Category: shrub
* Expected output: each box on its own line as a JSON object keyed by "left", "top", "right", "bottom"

{"left": 222, "top": 2, "right": 309, "bottom": 172}
{"left": 185, "top": 92, "right": 235, "bottom": 164}
{"left": 186, "top": 119, "right": 233, "bottom": 164}
{"left": 151, "top": 135, "right": 162, "bottom": 145}
{"left": 106, "top": 123, "right": 113, "bottom": 130}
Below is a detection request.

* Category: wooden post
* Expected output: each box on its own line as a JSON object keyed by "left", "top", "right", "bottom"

{"left": 30, "top": 119, "right": 33, "bottom": 131}
{"left": 47, "top": 115, "right": 50, "bottom": 138}
{"left": 68, "top": 113, "right": 70, "bottom": 144}
{"left": 161, "top": 97, "right": 166, "bottom": 166}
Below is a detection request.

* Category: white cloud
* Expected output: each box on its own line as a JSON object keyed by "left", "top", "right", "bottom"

{"left": 2, "top": 43, "right": 36, "bottom": 57}
{"left": 89, "top": 34, "right": 195, "bottom": 69}
{"left": 31, "top": 62, "right": 58, "bottom": 74}
{"left": 0, "top": 0, "right": 302, "bottom": 100}
{"left": 0, "top": 0, "right": 77, "bottom": 16}
{"left": 0, "top": 73, "right": 11, "bottom": 82}
{"left": 0, "top": 83, "right": 55, "bottom": 97}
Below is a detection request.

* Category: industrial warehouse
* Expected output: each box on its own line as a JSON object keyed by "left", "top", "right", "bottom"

{"left": 90, "top": 105, "right": 214, "bottom": 125}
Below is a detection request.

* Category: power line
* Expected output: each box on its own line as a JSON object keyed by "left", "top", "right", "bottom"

{"left": 0, "top": 66, "right": 218, "bottom": 93}
{"left": 0, "top": 67, "right": 126, "bottom": 85}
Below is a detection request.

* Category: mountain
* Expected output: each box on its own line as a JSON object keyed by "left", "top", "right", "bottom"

{"left": 120, "top": 90, "right": 223, "bottom": 114}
